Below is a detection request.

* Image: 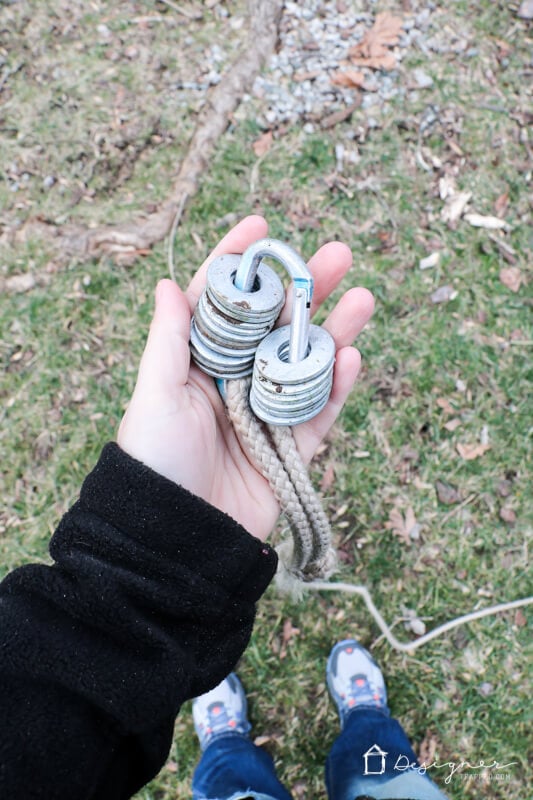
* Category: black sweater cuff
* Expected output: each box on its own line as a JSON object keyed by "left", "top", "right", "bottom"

{"left": 60, "top": 442, "right": 278, "bottom": 603}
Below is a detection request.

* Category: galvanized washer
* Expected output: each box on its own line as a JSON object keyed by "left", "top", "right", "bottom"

{"left": 190, "top": 252, "right": 285, "bottom": 379}
{"left": 249, "top": 325, "right": 335, "bottom": 426}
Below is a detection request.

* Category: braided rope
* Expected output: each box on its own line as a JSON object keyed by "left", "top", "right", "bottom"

{"left": 223, "top": 375, "right": 533, "bottom": 651}
{"left": 225, "top": 378, "right": 335, "bottom": 582}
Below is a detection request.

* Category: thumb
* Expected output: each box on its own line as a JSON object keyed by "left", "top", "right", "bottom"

{"left": 135, "top": 279, "right": 192, "bottom": 393}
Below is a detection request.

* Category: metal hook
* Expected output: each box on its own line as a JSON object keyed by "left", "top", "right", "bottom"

{"left": 234, "top": 238, "right": 313, "bottom": 363}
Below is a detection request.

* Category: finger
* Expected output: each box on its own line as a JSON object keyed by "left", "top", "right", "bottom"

{"left": 293, "top": 345, "right": 362, "bottom": 464}
{"left": 276, "top": 241, "right": 352, "bottom": 327}
{"left": 136, "top": 279, "right": 193, "bottom": 391}
{"left": 322, "top": 286, "right": 375, "bottom": 348}
{"left": 186, "top": 215, "right": 268, "bottom": 311}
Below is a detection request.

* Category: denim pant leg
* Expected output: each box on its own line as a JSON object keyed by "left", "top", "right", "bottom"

{"left": 192, "top": 733, "right": 293, "bottom": 800}
{"left": 325, "top": 708, "right": 448, "bottom": 800}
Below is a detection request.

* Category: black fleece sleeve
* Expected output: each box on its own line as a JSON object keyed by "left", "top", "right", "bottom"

{"left": 0, "top": 443, "right": 278, "bottom": 800}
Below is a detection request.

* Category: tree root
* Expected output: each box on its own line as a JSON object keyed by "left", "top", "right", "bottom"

{"left": 20, "top": 0, "right": 283, "bottom": 265}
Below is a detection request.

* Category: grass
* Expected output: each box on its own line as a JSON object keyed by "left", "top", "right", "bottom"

{"left": 1, "top": 1, "right": 531, "bottom": 798}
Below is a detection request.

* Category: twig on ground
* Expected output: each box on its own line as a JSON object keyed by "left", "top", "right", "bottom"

{"left": 167, "top": 192, "right": 189, "bottom": 283}
{"left": 157, "top": 0, "right": 203, "bottom": 20}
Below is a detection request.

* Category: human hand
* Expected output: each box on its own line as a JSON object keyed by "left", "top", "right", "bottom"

{"left": 117, "top": 216, "right": 374, "bottom": 541}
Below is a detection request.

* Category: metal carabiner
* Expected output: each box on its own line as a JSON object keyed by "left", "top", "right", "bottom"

{"left": 234, "top": 238, "right": 313, "bottom": 363}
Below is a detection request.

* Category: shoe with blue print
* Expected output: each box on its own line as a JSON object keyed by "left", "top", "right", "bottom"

{"left": 327, "top": 638, "right": 389, "bottom": 727}
{"left": 192, "top": 673, "right": 252, "bottom": 751}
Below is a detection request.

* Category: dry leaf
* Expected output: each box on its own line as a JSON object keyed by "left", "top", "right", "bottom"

{"left": 435, "top": 480, "right": 462, "bottom": 505}
{"left": 444, "top": 418, "right": 462, "bottom": 432}
{"left": 282, "top": 619, "right": 300, "bottom": 644}
{"left": 499, "top": 507, "right": 516, "bottom": 525}
{"left": 441, "top": 191, "right": 471, "bottom": 223}
{"left": 514, "top": 609, "right": 527, "bottom": 627}
{"left": 348, "top": 12, "right": 403, "bottom": 71}
{"left": 464, "top": 212, "right": 509, "bottom": 230}
{"left": 499, "top": 267, "right": 523, "bottom": 292}
{"left": 280, "top": 619, "right": 300, "bottom": 659}
{"left": 253, "top": 735, "right": 272, "bottom": 747}
{"left": 252, "top": 130, "right": 273, "bottom": 157}
{"left": 494, "top": 191, "right": 509, "bottom": 218}
{"left": 456, "top": 442, "right": 491, "bottom": 460}
{"left": 330, "top": 69, "right": 366, "bottom": 88}
{"left": 5, "top": 273, "right": 36, "bottom": 293}
{"left": 320, "top": 463, "right": 336, "bottom": 491}
{"left": 385, "top": 505, "right": 418, "bottom": 544}
{"left": 320, "top": 99, "right": 361, "bottom": 130}
{"left": 436, "top": 397, "right": 454, "bottom": 415}
{"left": 419, "top": 733, "right": 438, "bottom": 765}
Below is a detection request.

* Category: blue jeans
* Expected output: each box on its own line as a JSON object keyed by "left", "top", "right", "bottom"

{"left": 192, "top": 708, "right": 448, "bottom": 800}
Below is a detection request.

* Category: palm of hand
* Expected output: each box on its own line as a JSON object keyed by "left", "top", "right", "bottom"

{"left": 118, "top": 216, "right": 374, "bottom": 543}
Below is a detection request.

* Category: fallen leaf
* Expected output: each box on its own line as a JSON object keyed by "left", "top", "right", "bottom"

{"left": 431, "top": 285, "right": 458, "bottom": 304}
{"left": 419, "top": 733, "right": 438, "bottom": 765}
{"left": 330, "top": 69, "right": 365, "bottom": 88}
{"left": 252, "top": 130, "right": 273, "bottom": 157}
{"left": 499, "top": 507, "right": 516, "bottom": 524}
{"left": 254, "top": 735, "right": 272, "bottom": 747}
{"left": 293, "top": 70, "right": 321, "bottom": 82}
{"left": 280, "top": 619, "right": 300, "bottom": 659}
{"left": 496, "top": 478, "right": 512, "bottom": 497}
{"left": 320, "top": 463, "right": 336, "bottom": 491}
{"left": 436, "top": 397, "right": 454, "bottom": 415}
{"left": 438, "top": 175, "right": 457, "bottom": 201}
{"left": 441, "top": 191, "right": 471, "bottom": 223}
{"left": 348, "top": 12, "right": 403, "bottom": 71}
{"left": 5, "top": 273, "right": 36, "bottom": 293}
{"left": 499, "top": 267, "right": 523, "bottom": 292}
{"left": 435, "top": 480, "right": 462, "bottom": 505}
{"left": 489, "top": 234, "right": 517, "bottom": 264}
{"left": 494, "top": 190, "right": 509, "bottom": 218}
{"left": 385, "top": 505, "right": 418, "bottom": 545}
{"left": 320, "top": 99, "right": 361, "bottom": 130}
{"left": 456, "top": 442, "right": 491, "bottom": 460}
{"left": 444, "top": 418, "right": 462, "bottom": 432}
{"left": 282, "top": 619, "right": 300, "bottom": 644}
{"left": 464, "top": 212, "right": 509, "bottom": 230}
{"left": 514, "top": 609, "right": 527, "bottom": 627}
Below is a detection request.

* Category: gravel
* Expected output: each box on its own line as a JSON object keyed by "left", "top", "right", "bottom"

{"left": 235, "top": 0, "right": 437, "bottom": 130}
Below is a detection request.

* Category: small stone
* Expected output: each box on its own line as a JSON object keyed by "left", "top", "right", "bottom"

{"left": 419, "top": 252, "right": 440, "bottom": 270}
{"left": 97, "top": 23, "right": 112, "bottom": 40}
{"left": 43, "top": 175, "right": 55, "bottom": 190}
{"left": 431, "top": 285, "right": 457, "bottom": 304}
{"left": 413, "top": 68, "right": 433, "bottom": 89}
{"left": 479, "top": 682, "right": 493, "bottom": 697}
{"left": 518, "top": 0, "right": 533, "bottom": 19}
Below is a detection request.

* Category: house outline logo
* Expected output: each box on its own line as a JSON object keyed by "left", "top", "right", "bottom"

{"left": 363, "top": 743, "right": 388, "bottom": 775}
